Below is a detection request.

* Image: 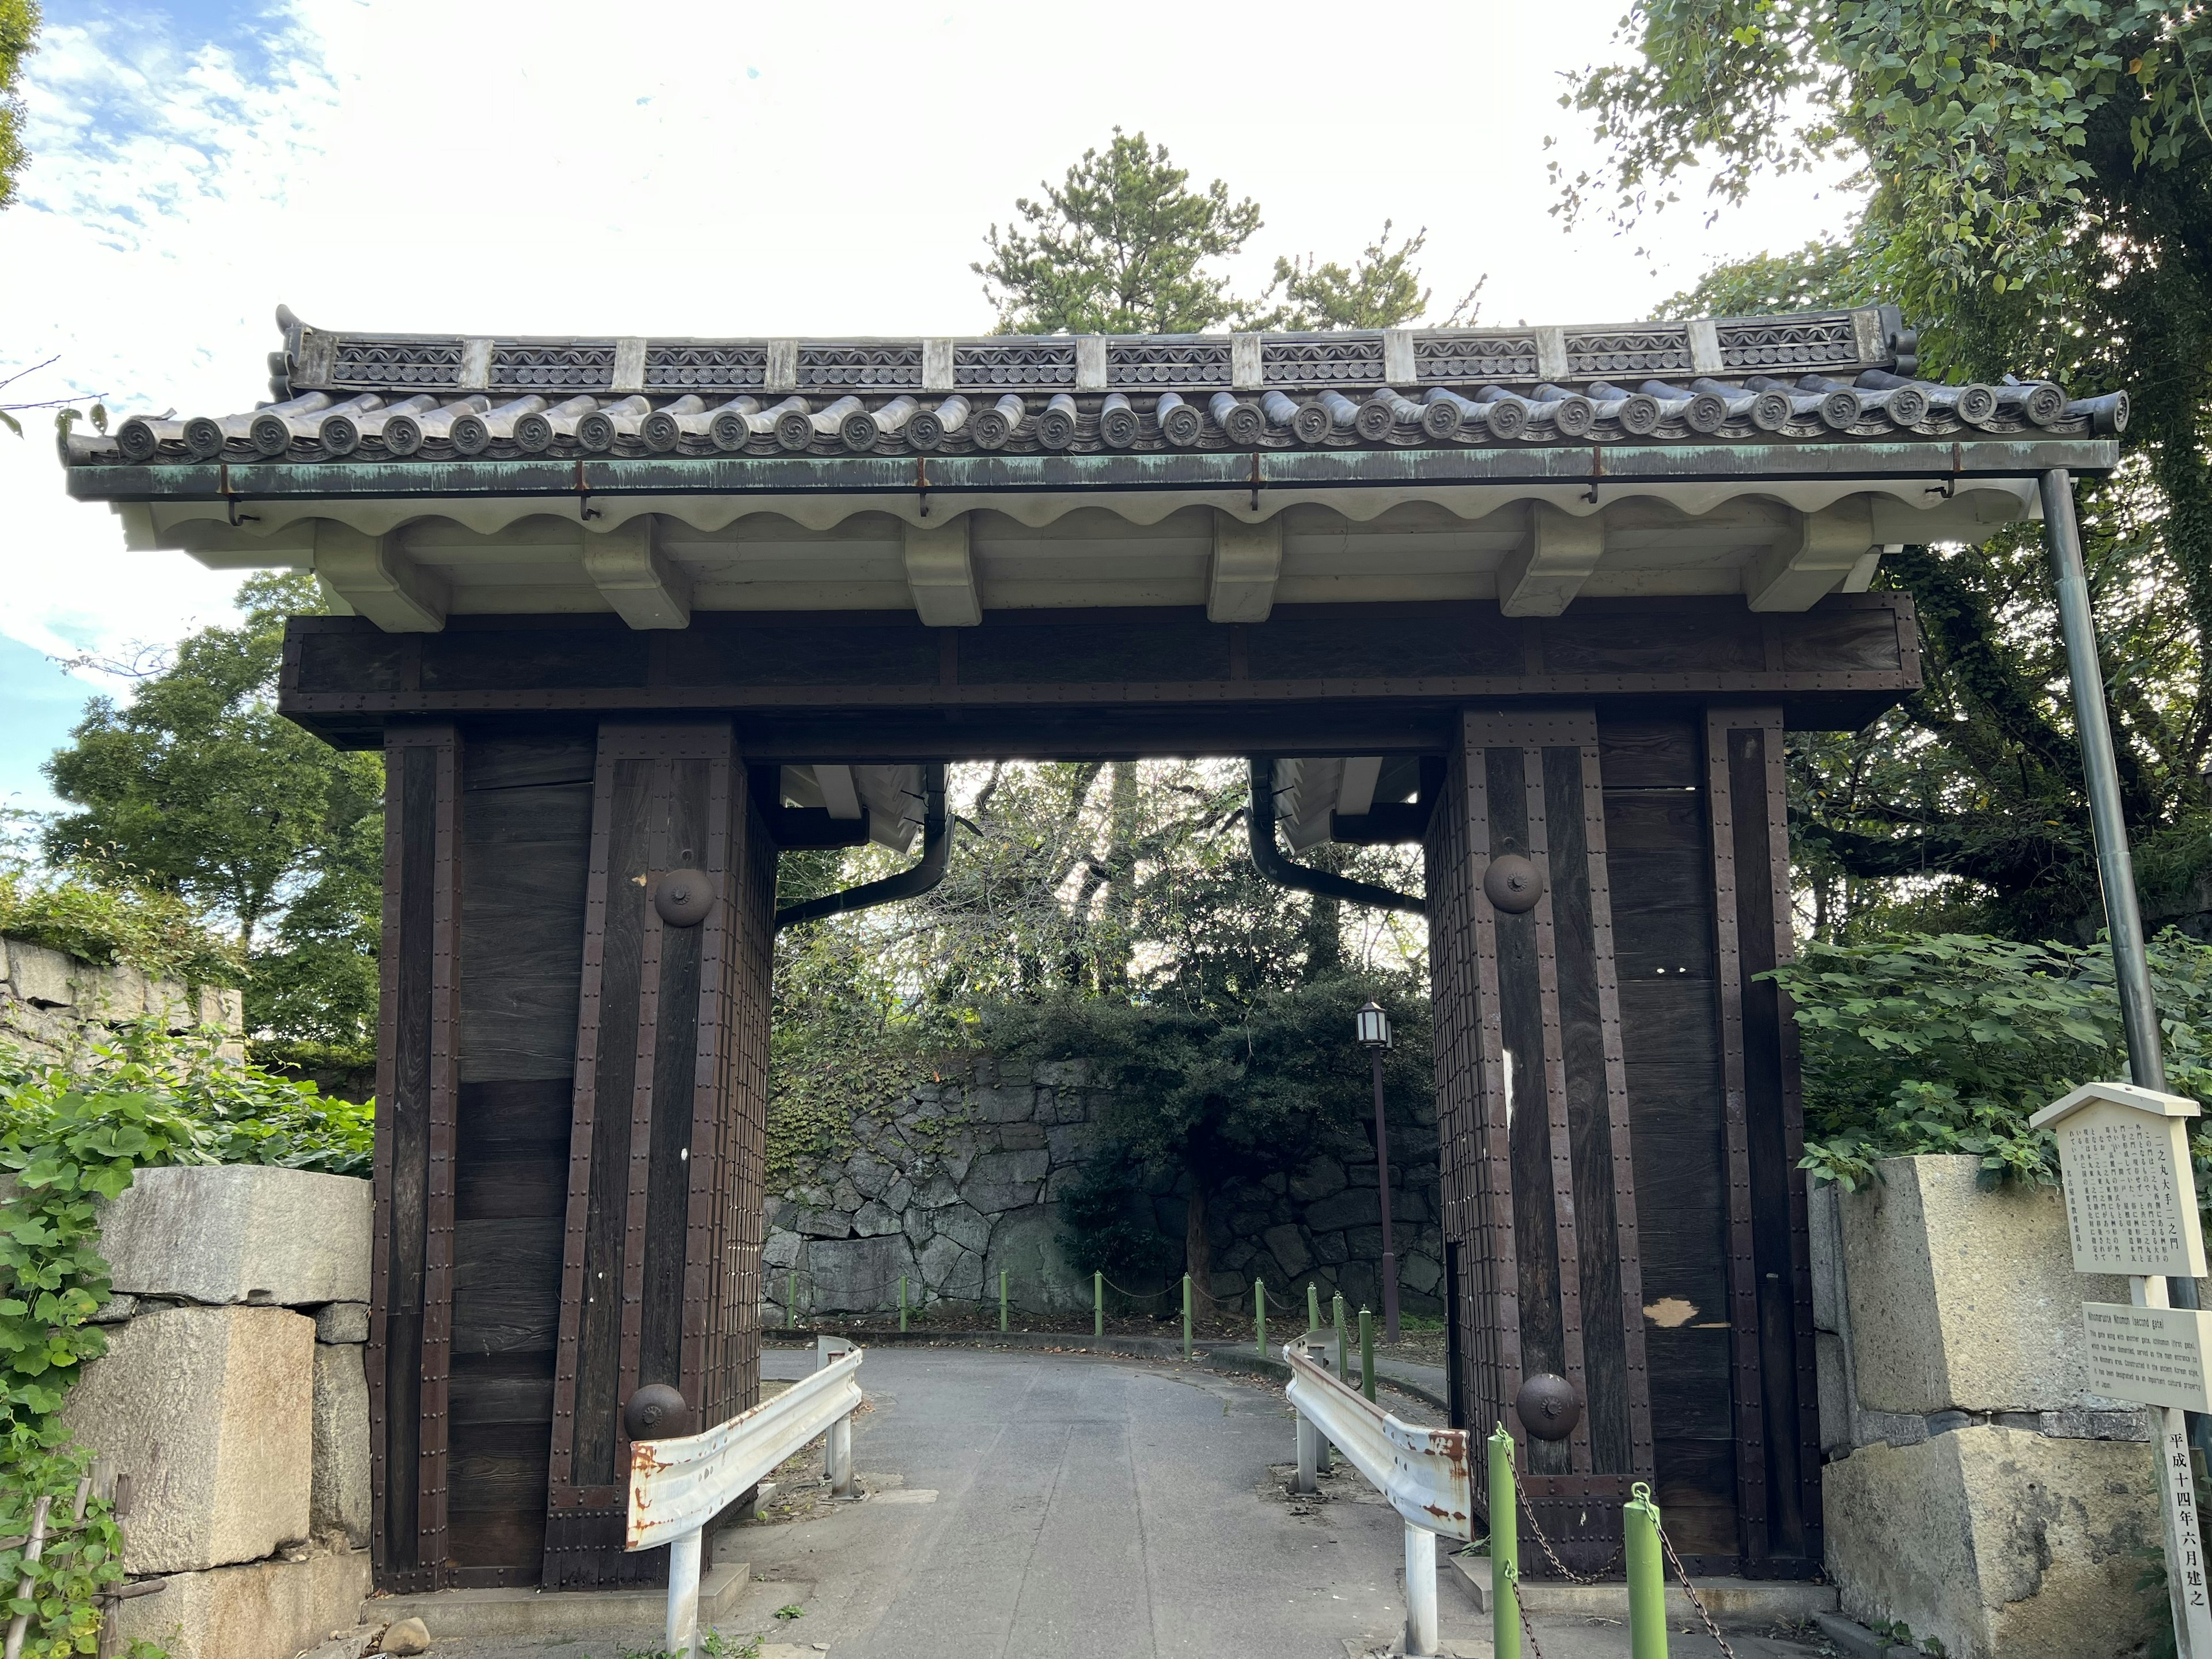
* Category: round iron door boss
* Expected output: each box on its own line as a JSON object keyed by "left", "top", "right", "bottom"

{"left": 654, "top": 868, "right": 715, "bottom": 926}
{"left": 1514, "top": 1372, "right": 1581, "bottom": 1441}
{"left": 1483, "top": 853, "right": 1544, "bottom": 913}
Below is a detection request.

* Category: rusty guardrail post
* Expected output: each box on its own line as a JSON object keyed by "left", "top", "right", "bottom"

{"left": 628, "top": 1344, "right": 865, "bottom": 1656}
{"left": 1281, "top": 1341, "right": 1469, "bottom": 1658}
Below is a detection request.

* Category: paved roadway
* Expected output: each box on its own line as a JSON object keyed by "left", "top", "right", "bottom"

{"left": 416, "top": 1344, "right": 1823, "bottom": 1659}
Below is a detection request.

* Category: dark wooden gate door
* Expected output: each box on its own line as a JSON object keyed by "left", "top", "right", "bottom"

{"left": 541, "top": 721, "right": 774, "bottom": 1588}
{"left": 1429, "top": 705, "right": 1820, "bottom": 1576}
{"left": 1428, "top": 709, "right": 1654, "bottom": 1567}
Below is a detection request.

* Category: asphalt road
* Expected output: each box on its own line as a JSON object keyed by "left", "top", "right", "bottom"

{"left": 408, "top": 1344, "right": 1824, "bottom": 1659}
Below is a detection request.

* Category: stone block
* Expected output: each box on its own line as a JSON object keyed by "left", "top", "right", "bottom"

{"left": 1839, "top": 1154, "right": 2131, "bottom": 1414}
{"left": 1822, "top": 1425, "right": 2158, "bottom": 1658}
{"left": 972, "top": 1085, "right": 1035, "bottom": 1123}
{"left": 1808, "top": 1178, "right": 1844, "bottom": 1334}
{"left": 88, "top": 963, "right": 147, "bottom": 1021}
{"left": 851, "top": 1200, "right": 902, "bottom": 1237}
{"left": 9, "top": 940, "right": 74, "bottom": 1007}
{"left": 117, "top": 1544, "right": 370, "bottom": 1659}
{"left": 763, "top": 1229, "right": 801, "bottom": 1270}
{"left": 1816, "top": 1331, "right": 1851, "bottom": 1457}
{"left": 847, "top": 1152, "right": 892, "bottom": 1199}
{"left": 998, "top": 1122, "right": 1047, "bottom": 1152}
{"left": 310, "top": 1343, "right": 370, "bottom": 1546}
{"left": 100, "top": 1165, "right": 370, "bottom": 1307}
{"left": 1402, "top": 1252, "right": 1441, "bottom": 1294}
{"left": 917, "top": 1233, "right": 983, "bottom": 1300}
{"left": 1264, "top": 1224, "right": 1312, "bottom": 1279}
{"left": 313, "top": 1302, "right": 368, "bottom": 1344}
{"left": 1303, "top": 1188, "right": 1379, "bottom": 1232}
{"left": 985, "top": 1207, "right": 1082, "bottom": 1312}
{"left": 197, "top": 983, "right": 239, "bottom": 1031}
{"left": 804, "top": 1234, "right": 916, "bottom": 1313}
{"left": 63, "top": 1305, "right": 313, "bottom": 1573}
{"left": 963, "top": 1156, "right": 1049, "bottom": 1214}
{"left": 908, "top": 1168, "right": 960, "bottom": 1211}
{"left": 936, "top": 1202, "right": 990, "bottom": 1255}
{"left": 148, "top": 974, "right": 196, "bottom": 1031}
{"left": 791, "top": 1205, "right": 850, "bottom": 1239}
{"left": 1044, "top": 1124, "right": 1094, "bottom": 1165}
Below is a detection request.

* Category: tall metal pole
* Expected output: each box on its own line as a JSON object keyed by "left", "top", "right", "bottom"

{"left": 1371, "top": 1044, "right": 1401, "bottom": 1343}
{"left": 2041, "top": 466, "right": 2212, "bottom": 1449}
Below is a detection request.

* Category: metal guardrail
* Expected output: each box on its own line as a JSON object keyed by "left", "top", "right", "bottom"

{"left": 1283, "top": 1336, "right": 1472, "bottom": 1657}
{"left": 626, "top": 1339, "right": 864, "bottom": 1657}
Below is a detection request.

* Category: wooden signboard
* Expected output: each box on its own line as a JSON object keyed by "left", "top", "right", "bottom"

{"left": 2032, "top": 1080, "right": 2212, "bottom": 1658}
{"left": 2083, "top": 1303, "right": 2212, "bottom": 1414}
{"left": 2033, "top": 1081, "right": 2207, "bottom": 1280}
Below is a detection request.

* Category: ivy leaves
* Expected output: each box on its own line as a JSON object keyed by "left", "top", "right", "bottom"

{"left": 1774, "top": 929, "right": 2212, "bottom": 1195}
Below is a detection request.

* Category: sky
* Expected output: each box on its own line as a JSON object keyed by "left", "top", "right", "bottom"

{"left": 0, "top": 0, "right": 1862, "bottom": 816}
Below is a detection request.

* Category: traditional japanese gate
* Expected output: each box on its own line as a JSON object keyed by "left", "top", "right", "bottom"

{"left": 65, "top": 304, "right": 2124, "bottom": 1588}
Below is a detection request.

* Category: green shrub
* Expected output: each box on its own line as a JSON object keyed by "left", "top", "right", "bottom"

{"left": 0, "top": 863, "right": 242, "bottom": 991}
{"left": 0, "top": 1023, "right": 374, "bottom": 1656}
{"left": 1771, "top": 930, "right": 2212, "bottom": 1197}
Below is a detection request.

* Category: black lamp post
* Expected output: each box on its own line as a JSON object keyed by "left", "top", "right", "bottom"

{"left": 1356, "top": 999, "right": 1399, "bottom": 1344}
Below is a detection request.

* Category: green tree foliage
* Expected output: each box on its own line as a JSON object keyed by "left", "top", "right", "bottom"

{"left": 43, "top": 575, "right": 382, "bottom": 1067}
{"left": 1771, "top": 930, "right": 2212, "bottom": 1198}
{"left": 976, "top": 130, "right": 1473, "bottom": 334}
{"left": 978, "top": 130, "right": 1263, "bottom": 333}
{"left": 0, "top": 0, "right": 37, "bottom": 211}
{"left": 988, "top": 971, "right": 1430, "bottom": 1294}
{"left": 772, "top": 759, "right": 1427, "bottom": 1290}
{"left": 1566, "top": 3, "right": 2212, "bottom": 940}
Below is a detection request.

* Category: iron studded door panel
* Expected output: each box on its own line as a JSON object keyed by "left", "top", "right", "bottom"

{"left": 541, "top": 721, "right": 770, "bottom": 1589}
{"left": 1428, "top": 708, "right": 1653, "bottom": 1570}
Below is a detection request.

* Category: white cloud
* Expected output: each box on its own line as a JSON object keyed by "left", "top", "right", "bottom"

{"left": 0, "top": 0, "right": 1865, "bottom": 673}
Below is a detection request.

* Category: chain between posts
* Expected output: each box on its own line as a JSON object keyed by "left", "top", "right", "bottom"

{"left": 1657, "top": 1514, "right": 1737, "bottom": 1658}
{"left": 1508, "top": 1459, "right": 1623, "bottom": 1585}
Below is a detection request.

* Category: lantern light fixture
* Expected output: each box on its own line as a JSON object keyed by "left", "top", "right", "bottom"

{"left": 1356, "top": 999, "right": 1392, "bottom": 1051}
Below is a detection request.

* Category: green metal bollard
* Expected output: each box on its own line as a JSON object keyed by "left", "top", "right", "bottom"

{"left": 1625, "top": 1481, "right": 1666, "bottom": 1657}
{"left": 786, "top": 1270, "right": 796, "bottom": 1330}
{"left": 1359, "top": 1306, "right": 1375, "bottom": 1402}
{"left": 1333, "top": 1291, "right": 1347, "bottom": 1378}
{"left": 1255, "top": 1279, "right": 1267, "bottom": 1357}
{"left": 1307, "top": 1282, "right": 1321, "bottom": 1336}
{"left": 1490, "top": 1425, "right": 1520, "bottom": 1659}
{"left": 1094, "top": 1270, "right": 1104, "bottom": 1338}
{"left": 1182, "top": 1273, "right": 1193, "bottom": 1358}
{"left": 899, "top": 1274, "right": 908, "bottom": 1333}
{"left": 999, "top": 1269, "right": 1009, "bottom": 1333}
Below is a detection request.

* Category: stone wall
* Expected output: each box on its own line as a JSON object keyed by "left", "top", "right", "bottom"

{"left": 1, "top": 934, "right": 244, "bottom": 1062}
{"left": 61, "top": 1165, "right": 372, "bottom": 1659}
{"left": 1810, "top": 1156, "right": 2163, "bottom": 1659}
{"left": 764, "top": 1055, "right": 1444, "bottom": 1321}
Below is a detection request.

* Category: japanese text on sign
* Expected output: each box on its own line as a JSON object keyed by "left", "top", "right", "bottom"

{"left": 2057, "top": 1115, "right": 2198, "bottom": 1278}
{"left": 2165, "top": 1411, "right": 2212, "bottom": 1621}
{"left": 2082, "top": 1302, "right": 2212, "bottom": 1414}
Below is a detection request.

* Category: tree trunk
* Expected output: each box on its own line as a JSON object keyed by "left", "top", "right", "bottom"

{"left": 1183, "top": 1173, "right": 1212, "bottom": 1306}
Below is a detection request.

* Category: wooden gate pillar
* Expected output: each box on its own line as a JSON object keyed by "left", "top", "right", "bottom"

{"left": 1702, "top": 706, "right": 1821, "bottom": 1571}
{"left": 541, "top": 721, "right": 774, "bottom": 1589}
{"left": 369, "top": 721, "right": 463, "bottom": 1592}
